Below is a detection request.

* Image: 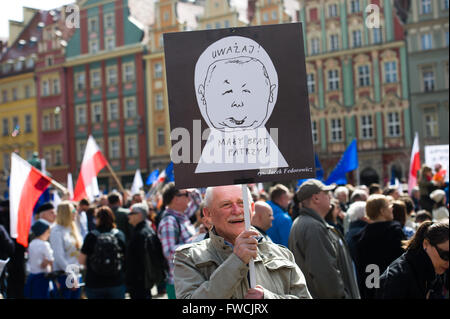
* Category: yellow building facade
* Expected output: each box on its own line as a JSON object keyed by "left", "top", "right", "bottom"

{"left": 0, "top": 72, "right": 39, "bottom": 190}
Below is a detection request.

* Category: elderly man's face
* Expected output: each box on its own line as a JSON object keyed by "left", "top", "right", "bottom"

{"left": 202, "top": 60, "right": 275, "bottom": 131}
{"left": 204, "top": 185, "right": 253, "bottom": 244}
{"left": 40, "top": 209, "right": 56, "bottom": 223}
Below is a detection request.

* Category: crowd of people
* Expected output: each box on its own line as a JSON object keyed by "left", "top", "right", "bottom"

{"left": 0, "top": 162, "right": 448, "bottom": 299}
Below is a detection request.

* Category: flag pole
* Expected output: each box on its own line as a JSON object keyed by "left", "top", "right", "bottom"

{"left": 105, "top": 162, "right": 125, "bottom": 193}
{"left": 50, "top": 179, "right": 68, "bottom": 194}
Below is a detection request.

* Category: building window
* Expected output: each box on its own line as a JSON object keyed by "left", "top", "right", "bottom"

{"left": 358, "top": 65, "right": 370, "bottom": 87}
{"left": 53, "top": 78, "right": 60, "bottom": 95}
{"left": 25, "top": 114, "right": 32, "bottom": 133}
{"left": 215, "top": 22, "right": 221, "bottom": 29}
{"left": 76, "top": 141, "right": 86, "bottom": 162}
{"left": 384, "top": 61, "right": 397, "bottom": 83}
{"left": 89, "top": 39, "right": 99, "bottom": 54}
{"left": 206, "top": 23, "right": 212, "bottom": 30}
{"left": 307, "top": 74, "right": 315, "bottom": 93}
{"left": 444, "top": 0, "right": 449, "bottom": 10}
{"left": 330, "top": 34, "right": 339, "bottom": 51}
{"left": 124, "top": 98, "right": 137, "bottom": 118}
{"left": 309, "top": 8, "right": 318, "bottom": 21}
{"left": 105, "top": 36, "right": 115, "bottom": 50}
{"left": 2, "top": 119, "right": 8, "bottom": 136}
{"left": 352, "top": 30, "right": 362, "bottom": 47}
{"left": 108, "top": 100, "right": 119, "bottom": 121}
{"left": 311, "top": 38, "right": 320, "bottom": 55}
{"left": 154, "top": 63, "right": 163, "bottom": 79}
{"left": 54, "top": 112, "right": 61, "bottom": 130}
{"left": 424, "top": 108, "right": 438, "bottom": 137}
{"left": 43, "top": 114, "right": 50, "bottom": 131}
{"left": 109, "top": 137, "right": 120, "bottom": 159}
{"left": 12, "top": 88, "right": 18, "bottom": 101}
{"left": 224, "top": 20, "right": 230, "bottom": 28}
{"left": 330, "top": 118, "right": 343, "bottom": 142}
{"left": 75, "top": 72, "right": 85, "bottom": 90}
{"left": 25, "top": 85, "right": 30, "bottom": 98}
{"left": 92, "top": 103, "right": 103, "bottom": 123}
{"left": 157, "top": 128, "right": 165, "bottom": 146}
{"left": 422, "top": 0, "right": 432, "bottom": 14}
{"left": 350, "top": 0, "right": 361, "bottom": 13}
{"left": 360, "top": 115, "right": 373, "bottom": 139}
{"left": 272, "top": 10, "right": 277, "bottom": 20}
{"left": 155, "top": 93, "right": 164, "bottom": 110}
{"left": 89, "top": 17, "right": 98, "bottom": 33}
{"left": 42, "top": 80, "right": 49, "bottom": 96}
{"left": 126, "top": 135, "right": 137, "bottom": 157}
{"left": 107, "top": 67, "right": 117, "bottom": 85}
{"left": 104, "top": 13, "right": 114, "bottom": 29}
{"left": 46, "top": 57, "right": 53, "bottom": 67}
{"left": 3, "top": 153, "right": 10, "bottom": 172}
{"left": 312, "top": 120, "right": 318, "bottom": 144}
{"left": 91, "top": 70, "right": 101, "bottom": 88}
{"left": 373, "top": 28, "right": 382, "bottom": 44}
{"left": 328, "top": 69, "right": 340, "bottom": 91}
{"left": 421, "top": 33, "right": 433, "bottom": 50}
{"left": 44, "top": 151, "right": 52, "bottom": 168}
{"left": 55, "top": 149, "right": 62, "bottom": 166}
{"left": 423, "top": 70, "right": 435, "bottom": 92}
{"left": 263, "top": 13, "right": 269, "bottom": 22}
{"left": 76, "top": 105, "right": 87, "bottom": 125}
{"left": 328, "top": 4, "right": 338, "bottom": 17}
{"left": 123, "top": 63, "right": 135, "bottom": 82}
{"left": 387, "top": 112, "right": 401, "bottom": 137}
{"left": 2, "top": 90, "right": 8, "bottom": 103}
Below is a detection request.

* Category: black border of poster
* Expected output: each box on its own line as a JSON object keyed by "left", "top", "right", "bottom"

{"left": 164, "top": 23, "right": 315, "bottom": 189}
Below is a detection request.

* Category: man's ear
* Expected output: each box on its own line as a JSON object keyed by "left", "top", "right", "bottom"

{"left": 268, "top": 84, "right": 277, "bottom": 103}
{"left": 203, "top": 206, "right": 211, "bottom": 218}
{"left": 198, "top": 84, "right": 206, "bottom": 105}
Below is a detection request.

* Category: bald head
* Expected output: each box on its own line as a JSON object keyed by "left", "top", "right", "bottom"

{"left": 251, "top": 201, "right": 274, "bottom": 232}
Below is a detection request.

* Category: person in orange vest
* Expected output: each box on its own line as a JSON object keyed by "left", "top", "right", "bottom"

{"left": 432, "top": 163, "right": 447, "bottom": 187}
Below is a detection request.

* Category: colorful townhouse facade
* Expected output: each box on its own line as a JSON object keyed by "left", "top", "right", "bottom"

{"left": 298, "top": 0, "right": 412, "bottom": 185}
{"left": 0, "top": 8, "right": 48, "bottom": 196}
{"left": 35, "top": 7, "right": 76, "bottom": 183}
{"left": 144, "top": 0, "right": 203, "bottom": 171}
{"left": 65, "top": 0, "right": 147, "bottom": 190}
{"left": 404, "top": 0, "right": 449, "bottom": 151}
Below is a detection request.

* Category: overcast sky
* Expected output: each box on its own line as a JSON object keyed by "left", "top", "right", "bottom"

{"left": 0, "top": 0, "right": 74, "bottom": 40}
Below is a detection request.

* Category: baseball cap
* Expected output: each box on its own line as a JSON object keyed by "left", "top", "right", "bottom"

{"left": 296, "top": 179, "right": 335, "bottom": 202}
{"left": 129, "top": 202, "right": 149, "bottom": 218}
{"left": 430, "top": 189, "right": 446, "bottom": 203}
{"left": 31, "top": 219, "right": 51, "bottom": 237}
{"left": 34, "top": 202, "right": 54, "bottom": 215}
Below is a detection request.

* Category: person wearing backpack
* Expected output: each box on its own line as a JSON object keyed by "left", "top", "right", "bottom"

{"left": 79, "top": 206, "right": 126, "bottom": 299}
{"left": 158, "top": 183, "right": 202, "bottom": 299}
{"left": 126, "top": 202, "right": 155, "bottom": 299}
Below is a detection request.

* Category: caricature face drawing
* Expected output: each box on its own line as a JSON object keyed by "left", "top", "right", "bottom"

{"left": 195, "top": 36, "right": 278, "bottom": 133}
{"left": 198, "top": 57, "right": 276, "bottom": 131}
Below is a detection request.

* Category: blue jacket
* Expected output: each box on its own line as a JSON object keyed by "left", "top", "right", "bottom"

{"left": 266, "top": 201, "right": 292, "bottom": 247}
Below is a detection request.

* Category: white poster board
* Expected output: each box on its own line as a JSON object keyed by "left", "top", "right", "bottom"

{"left": 424, "top": 144, "right": 449, "bottom": 182}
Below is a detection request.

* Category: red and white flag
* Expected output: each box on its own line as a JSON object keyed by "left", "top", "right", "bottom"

{"left": 73, "top": 135, "right": 108, "bottom": 201}
{"left": 9, "top": 153, "right": 52, "bottom": 247}
{"left": 408, "top": 132, "right": 421, "bottom": 195}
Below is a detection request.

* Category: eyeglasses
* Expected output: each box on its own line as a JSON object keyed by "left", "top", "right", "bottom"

{"left": 433, "top": 244, "right": 449, "bottom": 262}
{"left": 175, "top": 192, "right": 189, "bottom": 198}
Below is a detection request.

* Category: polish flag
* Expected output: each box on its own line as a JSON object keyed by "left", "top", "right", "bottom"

{"left": 408, "top": 132, "right": 421, "bottom": 195}
{"left": 73, "top": 135, "right": 108, "bottom": 201}
{"left": 9, "top": 153, "right": 52, "bottom": 247}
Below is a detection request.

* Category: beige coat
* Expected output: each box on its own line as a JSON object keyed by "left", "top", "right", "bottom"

{"left": 173, "top": 228, "right": 311, "bottom": 299}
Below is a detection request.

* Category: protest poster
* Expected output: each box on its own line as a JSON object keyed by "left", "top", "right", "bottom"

{"left": 164, "top": 23, "right": 315, "bottom": 189}
{"left": 424, "top": 144, "right": 449, "bottom": 182}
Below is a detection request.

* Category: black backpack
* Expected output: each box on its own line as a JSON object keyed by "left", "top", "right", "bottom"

{"left": 89, "top": 229, "right": 124, "bottom": 277}
{"left": 143, "top": 228, "right": 169, "bottom": 289}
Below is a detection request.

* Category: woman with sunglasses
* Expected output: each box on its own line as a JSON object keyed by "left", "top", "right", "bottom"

{"left": 377, "top": 220, "right": 449, "bottom": 299}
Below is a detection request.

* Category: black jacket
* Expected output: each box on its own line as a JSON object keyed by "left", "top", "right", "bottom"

{"left": 354, "top": 220, "right": 406, "bottom": 299}
{"left": 376, "top": 249, "right": 440, "bottom": 299}
{"left": 125, "top": 221, "right": 153, "bottom": 289}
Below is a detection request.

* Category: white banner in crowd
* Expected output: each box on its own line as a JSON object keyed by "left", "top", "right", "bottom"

{"left": 424, "top": 144, "right": 449, "bottom": 182}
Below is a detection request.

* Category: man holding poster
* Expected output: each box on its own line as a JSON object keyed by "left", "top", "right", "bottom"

{"left": 173, "top": 184, "right": 311, "bottom": 299}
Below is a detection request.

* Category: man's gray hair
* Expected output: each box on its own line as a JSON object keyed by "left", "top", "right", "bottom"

{"left": 334, "top": 186, "right": 349, "bottom": 198}
{"left": 130, "top": 202, "right": 149, "bottom": 218}
{"left": 347, "top": 201, "right": 367, "bottom": 222}
{"left": 204, "top": 185, "right": 253, "bottom": 209}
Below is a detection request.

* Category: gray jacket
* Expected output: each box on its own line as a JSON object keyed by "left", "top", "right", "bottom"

{"left": 173, "top": 227, "right": 311, "bottom": 299}
{"left": 288, "top": 207, "right": 360, "bottom": 299}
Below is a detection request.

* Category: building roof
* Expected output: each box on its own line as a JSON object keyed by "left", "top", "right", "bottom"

{"left": 176, "top": 1, "right": 205, "bottom": 30}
